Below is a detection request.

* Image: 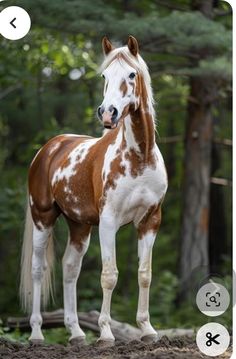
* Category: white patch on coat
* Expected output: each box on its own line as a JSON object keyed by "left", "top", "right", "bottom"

{"left": 102, "top": 129, "right": 123, "bottom": 182}
{"left": 52, "top": 138, "right": 99, "bottom": 186}
{"left": 48, "top": 142, "right": 60, "bottom": 156}
{"left": 124, "top": 115, "right": 140, "bottom": 152}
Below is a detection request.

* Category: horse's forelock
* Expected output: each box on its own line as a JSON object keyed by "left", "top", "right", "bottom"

{"left": 100, "top": 47, "right": 139, "bottom": 73}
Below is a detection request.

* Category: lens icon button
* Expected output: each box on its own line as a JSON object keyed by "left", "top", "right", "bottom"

{"left": 196, "top": 282, "right": 230, "bottom": 316}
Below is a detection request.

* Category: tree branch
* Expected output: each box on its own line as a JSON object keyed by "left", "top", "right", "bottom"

{"left": 211, "top": 177, "right": 232, "bottom": 186}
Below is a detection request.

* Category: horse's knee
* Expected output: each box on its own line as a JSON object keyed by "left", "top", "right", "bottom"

{"left": 138, "top": 269, "right": 152, "bottom": 288}
{"left": 101, "top": 270, "right": 118, "bottom": 290}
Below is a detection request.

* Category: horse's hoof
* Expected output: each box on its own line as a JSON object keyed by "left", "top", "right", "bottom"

{"left": 29, "top": 339, "right": 44, "bottom": 345}
{"left": 69, "top": 336, "right": 87, "bottom": 346}
{"left": 96, "top": 338, "right": 115, "bottom": 347}
{"left": 141, "top": 334, "right": 158, "bottom": 343}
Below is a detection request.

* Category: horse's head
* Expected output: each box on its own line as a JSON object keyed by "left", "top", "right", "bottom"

{"left": 97, "top": 36, "right": 145, "bottom": 129}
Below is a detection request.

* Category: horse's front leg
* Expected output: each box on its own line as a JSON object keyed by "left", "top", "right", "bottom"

{"left": 136, "top": 205, "right": 162, "bottom": 343}
{"left": 98, "top": 215, "right": 118, "bottom": 344}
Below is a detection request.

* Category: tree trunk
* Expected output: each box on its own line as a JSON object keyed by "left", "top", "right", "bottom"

{"left": 209, "top": 143, "right": 227, "bottom": 273}
{"left": 179, "top": 77, "right": 214, "bottom": 297}
{"left": 178, "top": 0, "right": 215, "bottom": 300}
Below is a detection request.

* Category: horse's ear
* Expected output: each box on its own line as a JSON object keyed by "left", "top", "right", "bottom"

{"left": 127, "top": 35, "right": 139, "bottom": 57}
{"left": 102, "top": 36, "right": 114, "bottom": 55}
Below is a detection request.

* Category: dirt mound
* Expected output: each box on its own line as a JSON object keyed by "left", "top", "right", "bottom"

{"left": 0, "top": 336, "right": 232, "bottom": 359}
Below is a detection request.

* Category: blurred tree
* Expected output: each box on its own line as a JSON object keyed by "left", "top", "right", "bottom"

{"left": 178, "top": 0, "right": 231, "bottom": 299}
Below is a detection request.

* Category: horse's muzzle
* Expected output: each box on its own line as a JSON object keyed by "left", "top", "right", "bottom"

{"left": 97, "top": 105, "right": 118, "bottom": 129}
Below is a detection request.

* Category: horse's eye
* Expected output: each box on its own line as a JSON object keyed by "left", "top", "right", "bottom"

{"left": 129, "top": 72, "right": 136, "bottom": 79}
{"left": 102, "top": 74, "right": 105, "bottom": 79}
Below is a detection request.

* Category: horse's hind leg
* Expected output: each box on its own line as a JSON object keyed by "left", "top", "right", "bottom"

{"left": 63, "top": 220, "right": 91, "bottom": 344}
{"left": 136, "top": 205, "right": 162, "bottom": 343}
{"left": 29, "top": 224, "right": 52, "bottom": 343}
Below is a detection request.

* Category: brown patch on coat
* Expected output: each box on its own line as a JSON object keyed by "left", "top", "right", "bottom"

{"left": 121, "top": 104, "right": 130, "bottom": 120}
{"left": 103, "top": 152, "right": 126, "bottom": 192}
{"left": 120, "top": 80, "right": 128, "bottom": 97}
{"left": 129, "top": 74, "right": 156, "bottom": 167}
{"left": 29, "top": 134, "right": 106, "bottom": 228}
{"left": 29, "top": 135, "right": 86, "bottom": 228}
{"left": 29, "top": 126, "right": 122, "bottom": 225}
{"left": 124, "top": 149, "right": 145, "bottom": 177}
{"left": 137, "top": 203, "right": 162, "bottom": 238}
{"left": 135, "top": 73, "right": 142, "bottom": 99}
{"left": 66, "top": 218, "right": 91, "bottom": 252}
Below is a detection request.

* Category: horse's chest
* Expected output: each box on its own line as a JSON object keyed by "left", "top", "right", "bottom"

{"left": 102, "top": 163, "right": 167, "bottom": 226}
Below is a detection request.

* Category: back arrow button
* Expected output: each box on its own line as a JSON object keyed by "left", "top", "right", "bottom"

{"left": 10, "top": 17, "right": 16, "bottom": 28}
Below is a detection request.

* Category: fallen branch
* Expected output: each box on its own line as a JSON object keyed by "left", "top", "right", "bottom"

{"left": 7, "top": 309, "right": 194, "bottom": 341}
{"left": 211, "top": 177, "right": 232, "bottom": 187}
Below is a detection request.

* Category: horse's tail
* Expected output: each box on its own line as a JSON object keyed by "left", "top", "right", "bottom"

{"left": 20, "top": 193, "right": 54, "bottom": 313}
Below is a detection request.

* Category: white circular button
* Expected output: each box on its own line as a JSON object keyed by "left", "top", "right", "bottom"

{"left": 0, "top": 6, "right": 31, "bottom": 40}
{"left": 196, "top": 323, "right": 230, "bottom": 357}
{"left": 196, "top": 282, "right": 230, "bottom": 316}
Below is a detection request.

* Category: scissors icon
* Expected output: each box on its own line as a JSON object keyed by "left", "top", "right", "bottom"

{"left": 206, "top": 332, "right": 220, "bottom": 346}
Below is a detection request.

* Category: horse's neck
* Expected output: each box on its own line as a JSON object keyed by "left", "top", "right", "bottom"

{"left": 122, "top": 105, "right": 155, "bottom": 161}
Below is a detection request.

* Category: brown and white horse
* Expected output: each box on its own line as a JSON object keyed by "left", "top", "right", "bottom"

{"left": 20, "top": 36, "right": 168, "bottom": 345}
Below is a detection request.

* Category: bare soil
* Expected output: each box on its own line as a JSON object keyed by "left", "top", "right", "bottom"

{"left": 0, "top": 336, "right": 232, "bottom": 359}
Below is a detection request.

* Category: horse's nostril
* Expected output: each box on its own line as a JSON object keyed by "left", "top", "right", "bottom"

{"left": 112, "top": 107, "right": 118, "bottom": 121}
{"left": 97, "top": 106, "right": 104, "bottom": 120}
